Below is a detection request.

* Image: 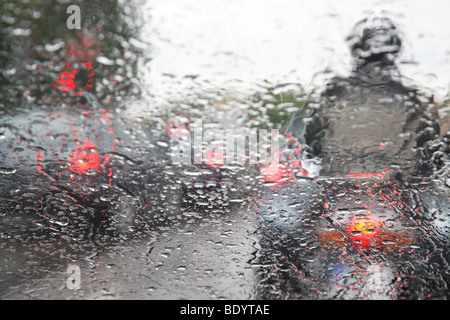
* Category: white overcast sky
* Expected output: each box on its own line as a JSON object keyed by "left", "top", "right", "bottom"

{"left": 135, "top": 0, "right": 450, "bottom": 104}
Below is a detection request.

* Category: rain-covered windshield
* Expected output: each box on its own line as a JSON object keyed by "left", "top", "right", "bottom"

{"left": 0, "top": 0, "right": 449, "bottom": 300}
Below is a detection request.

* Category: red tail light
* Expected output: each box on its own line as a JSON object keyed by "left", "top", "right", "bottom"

{"left": 67, "top": 141, "right": 105, "bottom": 175}
{"left": 205, "top": 149, "right": 225, "bottom": 169}
{"left": 347, "top": 216, "right": 382, "bottom": 249}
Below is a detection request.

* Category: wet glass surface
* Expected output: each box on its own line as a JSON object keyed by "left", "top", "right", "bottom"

{"left": 0, "top": 0, "right": 449, "bottom": 300}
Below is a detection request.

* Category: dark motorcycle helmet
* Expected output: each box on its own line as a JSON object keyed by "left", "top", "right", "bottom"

{"left": 347, "top": 17, "right": 402, "bottom": 63}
